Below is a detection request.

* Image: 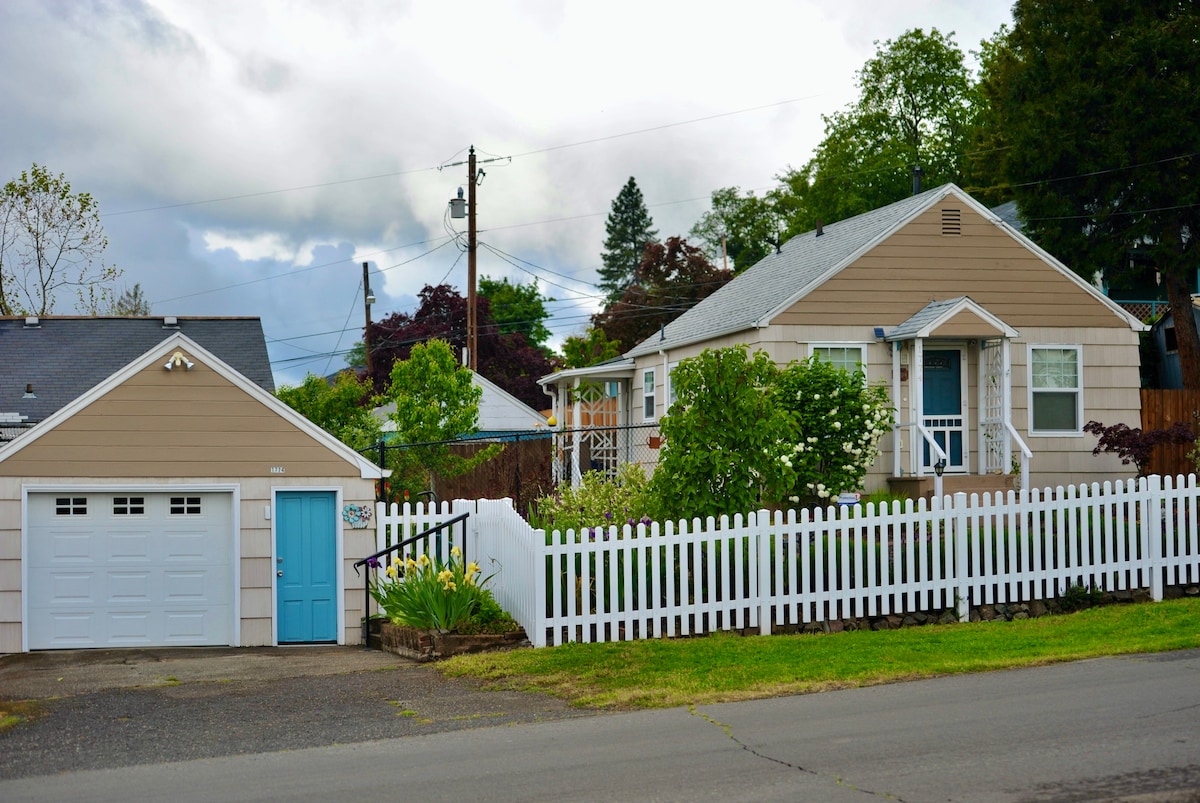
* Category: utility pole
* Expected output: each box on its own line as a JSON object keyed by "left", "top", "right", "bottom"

{"left": 362, "top": 261, "right": 375, "bottom": 379}
{"left": 467, "top": 147, "right": 478, "bottom": 372}
{"left": 447, "top": 144, "right": 508, "bottom": 373}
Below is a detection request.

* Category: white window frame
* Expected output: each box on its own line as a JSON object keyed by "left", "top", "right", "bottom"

{"left": 1027, "top": 344, "right": 1084, "bottom": 436}
{"left": 809, "top": 343, "right": 868, "bottom": 378}
{"left": 642, "top": 368, "right": 657, "bottom": 422}
{"left": 667, "top": 361, "right": 680, "bottom": 411}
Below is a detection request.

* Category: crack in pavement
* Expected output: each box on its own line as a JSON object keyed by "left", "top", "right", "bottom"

{"left": 688, "top": 704, "right": 907, "bottom": 801}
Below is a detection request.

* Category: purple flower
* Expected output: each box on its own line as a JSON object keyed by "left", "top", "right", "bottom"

{"left": 604, "top": 511, "right": 613, "bottom": 521}
{"left": 366, "top": 557, "right": 381, "bottom": 569}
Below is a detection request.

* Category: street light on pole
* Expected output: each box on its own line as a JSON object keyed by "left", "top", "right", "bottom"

{"left": 446, "top": 144, "right": 508, "bottom": 372}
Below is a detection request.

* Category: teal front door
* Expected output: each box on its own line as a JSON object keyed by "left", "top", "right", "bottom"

{"left": 276, "top": 491, "right": 337, "bottom": 643}
{"left": 922, "top": 349, "right": 965, "bottom": 471}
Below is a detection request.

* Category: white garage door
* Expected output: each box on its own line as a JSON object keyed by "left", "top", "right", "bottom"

{"left": 26, "top": 491, "right": 234, "bottom": 650}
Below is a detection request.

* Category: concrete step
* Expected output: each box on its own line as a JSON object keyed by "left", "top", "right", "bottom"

{"left": 888, "top": 473, "right": 1017, "bottom": 502}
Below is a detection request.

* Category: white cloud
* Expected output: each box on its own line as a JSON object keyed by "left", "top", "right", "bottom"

{"left": 0, "top": 0, "right": 1016, "bottom": 386}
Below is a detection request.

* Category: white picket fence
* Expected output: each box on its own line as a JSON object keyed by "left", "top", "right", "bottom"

{"left": 370, "top": 475, "right": 1200, "bottom": 648}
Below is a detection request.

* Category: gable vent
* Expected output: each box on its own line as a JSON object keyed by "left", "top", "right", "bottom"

{"left": 941, "top": 208, "right": 962, "bottom": 236}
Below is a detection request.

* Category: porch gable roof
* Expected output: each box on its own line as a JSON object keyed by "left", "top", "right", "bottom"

{"left": 885, "top": 296, "right": 1019, "bottom": 341}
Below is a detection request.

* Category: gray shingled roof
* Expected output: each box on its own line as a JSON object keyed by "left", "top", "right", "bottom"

{"left": 626, "top": 184, "right": 956, "bottom": 358}
{"left": 886, "top": 297, "right": 970, "bottom": 340}
{"left": 0, "top": 316, "right": 274, "bottom": 427}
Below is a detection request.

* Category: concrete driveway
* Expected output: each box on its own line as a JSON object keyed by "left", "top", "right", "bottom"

{"left": 0, "top": 645, "right": 406, "bottom": 699}
{"left": 0, "top": 645, "right": 597, "bottom": 780}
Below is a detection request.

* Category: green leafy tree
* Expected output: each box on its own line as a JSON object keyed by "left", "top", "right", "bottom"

{"left": 650, "top": 347, "right": 796, "bottom": 521}
{"left": 109, "top": 283, "right": 151, "bottom": 316}
{"left": 478, "top": 275, "right": 553, "bottom": 351}
{"left": 776, "top": 29, "right": 978, "bottom": 235}
{"left": 980, "top": 0, "right": 1200, "bottom": 386}
{"left": 773, "top": 356, "right": 894, "bottom": 504}
{"left": 0, "top": 163, "right": 120, "bottom": 315}
{"left": 689, "top": 187, "right": 788, "bottom": 273}
{"left": 560, "top": 326, "right": 622, "bottom": 369}
{"left": 599, "top": 177, "right": 658, "bottom": 302}
{"left": 276, "top": 371, "right": 381, "bottom": 451}
{"left": 380, "top": 338, "right": 500, "bottom": 497}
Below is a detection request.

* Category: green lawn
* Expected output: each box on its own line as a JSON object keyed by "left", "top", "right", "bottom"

{"left": 438, "top": 597, "right": 1200, "bottom": 709}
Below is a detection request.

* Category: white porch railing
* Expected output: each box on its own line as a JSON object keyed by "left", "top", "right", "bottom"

{"left": 370, "top": 475, "right": 1200, "bottom": 649}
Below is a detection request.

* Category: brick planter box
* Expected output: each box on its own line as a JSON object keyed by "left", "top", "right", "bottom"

{"left": 378, "top": 621, "right": 528, "bottom": 662}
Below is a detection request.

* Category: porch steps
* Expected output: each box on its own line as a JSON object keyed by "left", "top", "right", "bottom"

{"left": 889, "top": 473, "right": 1017, "bottom": 502}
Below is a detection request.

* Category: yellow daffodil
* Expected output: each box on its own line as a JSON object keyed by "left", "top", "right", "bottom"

{"left": 385, "top": 564, "right": 398, "bottom": 578}
{"left": 417, "top": 554, "right": 430, "bottom": 568}
{"left": 392, "top": 555, "right": 403, "bottom": 566}
{"left": 450, "top": 545, "right": 462, "bottom": 559}
{"left": 405, "top": 557, "right": 418, "bottom": 571}
{"left": 466, "top": 561, "right": 480, "bottom": 575}
{"left": 443, "top": 581, "right": 457, "bottom": 592}
{"left": 437, "top": 569, "right": 453, "bottom": 584}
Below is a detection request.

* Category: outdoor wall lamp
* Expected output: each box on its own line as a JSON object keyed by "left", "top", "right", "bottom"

{"left": 933, "top": 459, "right": 946, "bottom": 477}
{"left": 164, "top": 351, "right": 195, "bottom": 371}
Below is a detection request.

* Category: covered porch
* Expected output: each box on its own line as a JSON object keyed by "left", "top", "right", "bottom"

{"left": 538, "top": 358, "right": 638, "bottom": 487}
{"left": 884, "top": 297, "right": 1032, "bottom": 499}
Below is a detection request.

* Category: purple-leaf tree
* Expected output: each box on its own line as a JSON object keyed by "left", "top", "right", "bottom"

{"left": 1082, "top": 420, "right": 1195, "bottom": 477}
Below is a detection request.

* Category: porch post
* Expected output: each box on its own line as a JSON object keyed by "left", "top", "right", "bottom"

{"left": 892, "top": 341, "right": 902, "bottom": 478}
{"left": 1001, "top": 338, "right": 1013, "bottom": 478}
{"left": 913, "top": 339, "right": 924, "bottom": 477}
{"left": 571, "top": 377, "right": 582, "bottom": 488}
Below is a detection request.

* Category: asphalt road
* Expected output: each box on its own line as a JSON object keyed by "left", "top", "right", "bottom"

{"left": 2, "top": 647, "right": 1199, "bottom": 802}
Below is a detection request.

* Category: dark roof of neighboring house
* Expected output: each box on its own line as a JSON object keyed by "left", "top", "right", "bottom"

{"left": 991, "top": 200, "right": 1024, "bottom": 231}
{"left": 1, "top": 316, "right": 274, "bottom": 427}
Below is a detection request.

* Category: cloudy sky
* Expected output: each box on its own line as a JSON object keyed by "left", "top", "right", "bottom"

{"left": 0, "top": 0, "right": 1014, "bottom": 387}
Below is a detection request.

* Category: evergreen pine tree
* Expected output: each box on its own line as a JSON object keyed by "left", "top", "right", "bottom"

{"left": 599, "top": 177, "right": 657, "bottom": 302}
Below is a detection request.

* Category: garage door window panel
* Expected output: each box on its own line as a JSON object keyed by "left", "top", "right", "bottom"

{"left": 56, "top": 497, "right": 87, "bottom": 516}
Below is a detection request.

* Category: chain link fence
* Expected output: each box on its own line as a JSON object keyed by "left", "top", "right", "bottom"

{"left": 366, "top": 423, "right": 665, "bottom": 519}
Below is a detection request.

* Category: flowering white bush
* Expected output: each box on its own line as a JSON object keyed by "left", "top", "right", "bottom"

{"left": 772, "top": 355, "right": 894, "bottom": 504}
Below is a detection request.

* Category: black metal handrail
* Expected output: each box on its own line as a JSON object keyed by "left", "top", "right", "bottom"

{"left": 352, "top": 511, "right": 470, "bottom": 649}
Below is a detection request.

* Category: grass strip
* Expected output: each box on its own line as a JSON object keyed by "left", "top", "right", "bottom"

{"left": 437, "top": 598, "right": 1200, "bottom": 709}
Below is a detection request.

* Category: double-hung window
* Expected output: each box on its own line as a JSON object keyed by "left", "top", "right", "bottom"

{"left": 642, "top": 369, "right": 656, "bottom": 421}
{"left": 1029, "top": 346, "right": 1082, "bottom": 434}
{"left": 811, "top": 344, "right": 866, "bottom": 377}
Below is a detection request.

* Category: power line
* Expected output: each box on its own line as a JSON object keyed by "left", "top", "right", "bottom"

{"left": 103, "top": 96, "right": 822, "bottom": 220}
{"left": 152, "top": 237, "right": 456, "bottom": 305}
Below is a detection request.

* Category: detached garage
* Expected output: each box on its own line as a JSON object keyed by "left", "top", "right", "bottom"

{"left": 25, "top": 490, "right": 235, "bottom": 650}
{"left": 0, "top": 317, "right": 384, "bottom": 654}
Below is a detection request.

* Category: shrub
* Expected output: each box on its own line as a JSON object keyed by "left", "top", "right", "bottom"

{"left": 650, "top": 346, "right": 796, "bottom": 521}
{"left": 773, "top": 355, "right": 894, "bottom": 505}
{"left": 531, "top": 463, "right": 653, "bottom": 533}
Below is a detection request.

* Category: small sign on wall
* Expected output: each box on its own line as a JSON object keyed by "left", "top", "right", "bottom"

{"left": 270, "top": 466, "right": 286, "bottom": 474}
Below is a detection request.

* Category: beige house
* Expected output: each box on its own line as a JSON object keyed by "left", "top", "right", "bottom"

{"left": 0, "top": 318, "right": 383, "bottom": 654}
{"left": 541, "top": 184, "right": 1144, "bottom": 495}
